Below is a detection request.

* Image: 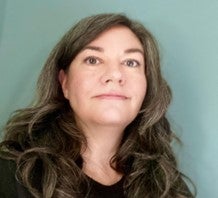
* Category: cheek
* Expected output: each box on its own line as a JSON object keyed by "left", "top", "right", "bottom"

{"left": 133, "top": 79, "right": 147, "bottom": 111}
{"left": 68, "top": 78, "right": 84, "bottom": 101}
{"left": 67, "top": 73, "right": 94, "bottom": 105}
{"left": 139, "top": 85, "right": 147, "bottom": 107}
{"left": 142, "top": 78, "right": 147, "bottom": 97}
{"left": 134, "top": 76, "right": 147, "bottom": 100}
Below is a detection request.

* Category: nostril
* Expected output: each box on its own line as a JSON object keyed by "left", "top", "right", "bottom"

{"left": 100, "top": 67, "right": 125, "bottom": 85}
{"left": 105, "top": 79, "right": 112, "bottom": 83}
{"left": 118, "top": 79, "right": 123, "bottom": 83}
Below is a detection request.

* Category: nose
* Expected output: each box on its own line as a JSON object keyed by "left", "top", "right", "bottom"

{"left": 100, "top": 64, "right": 125, "bottom": 85}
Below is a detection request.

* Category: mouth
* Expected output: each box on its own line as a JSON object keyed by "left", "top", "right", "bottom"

{"left": 94, "top": 93, "right": 129, "bottom": 100}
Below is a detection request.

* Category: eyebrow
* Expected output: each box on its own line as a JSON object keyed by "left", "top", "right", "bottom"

{"left": 124, "top": 48, "right": 144, "bottom": 56}
{"left": 83, "top": 45, "right": 144, "bottom": 55}
{"left": 83, "top": 46, "right": 104, "bottom": 52}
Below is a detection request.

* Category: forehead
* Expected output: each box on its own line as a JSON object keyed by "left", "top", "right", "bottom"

{"left": 85, "top": 25, "right": 143, "bottom": 51}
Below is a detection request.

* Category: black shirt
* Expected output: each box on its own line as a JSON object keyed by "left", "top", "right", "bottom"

{"left": 0, "top": 158, "right": 125, "bottom": 198}
{"left": 87, "top": 176, "right": 125, "bottom": 198}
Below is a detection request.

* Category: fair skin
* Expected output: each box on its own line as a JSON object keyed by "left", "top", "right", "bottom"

{"left": 59, "top": 25, "right": 147, "bottom": 185}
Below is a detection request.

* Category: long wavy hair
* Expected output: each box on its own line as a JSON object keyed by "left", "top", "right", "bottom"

{"left": 0, "top": 13, "right": 194, "bottom": 197}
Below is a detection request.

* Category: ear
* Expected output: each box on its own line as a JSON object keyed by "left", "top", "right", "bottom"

{"left": 58, "top": 69, "right": 69, "bottom": 99}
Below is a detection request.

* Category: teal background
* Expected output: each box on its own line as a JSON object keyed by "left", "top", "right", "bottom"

{"left": 0, "top": 0, "right": 218, "bottom": 197}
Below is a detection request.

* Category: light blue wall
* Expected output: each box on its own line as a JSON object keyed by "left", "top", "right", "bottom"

{"left": 0, "top": 0, "right": 217, "bottom": 197}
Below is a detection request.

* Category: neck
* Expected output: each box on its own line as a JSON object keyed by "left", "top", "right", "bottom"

{"left": 81, "top": 124, "right": 124, "bottom": 163}
{"left": 79, "top": 124, "right": 124, "bottom": 185}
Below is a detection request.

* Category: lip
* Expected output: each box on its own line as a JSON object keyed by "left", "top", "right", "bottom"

{"left": 93, "top": 93, "right": 129, "bottom": 100}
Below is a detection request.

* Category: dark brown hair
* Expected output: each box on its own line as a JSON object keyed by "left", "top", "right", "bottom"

{"left": 0, "top": 13, "right": 195, "bottom": 197}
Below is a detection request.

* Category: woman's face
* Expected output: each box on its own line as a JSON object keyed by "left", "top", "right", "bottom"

{"left": 59, "top": 25, "right": 147, "bottom": 130}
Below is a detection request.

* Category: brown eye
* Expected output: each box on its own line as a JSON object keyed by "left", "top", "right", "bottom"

{"left": 124, "top": 59, "right": 140, "bottom": 67}
{"left": 85, "top": 56, "right": 100, "bottom": 65}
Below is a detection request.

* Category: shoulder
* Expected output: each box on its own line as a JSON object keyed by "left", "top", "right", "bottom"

{"left": 0, "top": 157, "right": 17, "bottom": 197}
{"left": 0, "top": 157, "right": 34, "bottom": 198}
{"left": 0, "top": 157, "right": 17, "bottom": 184}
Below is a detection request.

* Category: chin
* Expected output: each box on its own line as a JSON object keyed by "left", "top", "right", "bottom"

{"left": 96, "top": 114, "right": 136, "bottom": 127}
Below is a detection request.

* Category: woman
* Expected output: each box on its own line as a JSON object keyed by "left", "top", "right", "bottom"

{"left": 0, "top": 13, "right": 194, "bottom": 197}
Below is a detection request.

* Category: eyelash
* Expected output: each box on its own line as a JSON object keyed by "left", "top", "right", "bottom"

{"left": 84, "top": 56, "right": 141, "bottom": 67}
{"left": 84, "top": 56, "right": 101, "bottom": 65}
{"left": 122, "top": 59, "right": 141, "bottom": 67}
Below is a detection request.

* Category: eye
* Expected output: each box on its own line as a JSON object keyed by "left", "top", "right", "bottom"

{"left": 84, "top": 56, "right": 101, "bottom": 65}
{"left": 123, "top": 59, "right": 140, "bottom": 67}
